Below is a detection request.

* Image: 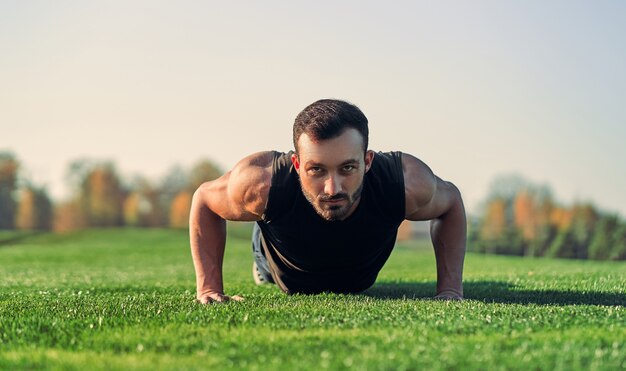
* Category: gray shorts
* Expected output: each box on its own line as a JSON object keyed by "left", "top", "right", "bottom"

{"left": 252, "top": 223, "right": 274, "bottom": 283}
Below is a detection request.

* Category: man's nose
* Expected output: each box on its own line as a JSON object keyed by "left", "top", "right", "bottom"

{"left": 324, "top": 175, "right": 342, "bottom": 196}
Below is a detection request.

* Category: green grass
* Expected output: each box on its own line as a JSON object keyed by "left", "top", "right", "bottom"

{"left": 0, "top": 226, "right": 624, "bottom": 370}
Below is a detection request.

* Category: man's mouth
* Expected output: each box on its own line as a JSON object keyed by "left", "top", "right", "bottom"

{"left": 323, "top": 199, "right": 345, "bottom": 203}
{"left": 320, "top": 195, "right": 347, "bottom": 203}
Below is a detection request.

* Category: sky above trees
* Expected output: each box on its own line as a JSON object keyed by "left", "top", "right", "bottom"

{"left": 2, "top": 1, "right": 625, "bottom": 217}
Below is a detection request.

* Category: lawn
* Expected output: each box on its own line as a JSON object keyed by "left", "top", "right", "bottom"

{"left": 0, "top": 226, "right": 624, "bottom": 370}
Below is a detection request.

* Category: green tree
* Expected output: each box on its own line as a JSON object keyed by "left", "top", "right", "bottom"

{"left": 484, "top": 174, "right": 531, "bottom": 203}
{"left": 588, "top": 214, "right": 620, "bottom": 260}
{"left": 189, "top": 159, "right": 222, "bottom": 190}
{"left": 609, "top": 222, "right": 626, "bottom": 260}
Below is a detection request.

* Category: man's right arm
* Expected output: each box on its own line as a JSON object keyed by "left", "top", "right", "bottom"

{"left": 189, "top": 151, "right": 273, "bottom": 304}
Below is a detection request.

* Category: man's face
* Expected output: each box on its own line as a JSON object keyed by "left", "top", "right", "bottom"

{"left": 292, "top": 128, "right": 374, "bottom": 221}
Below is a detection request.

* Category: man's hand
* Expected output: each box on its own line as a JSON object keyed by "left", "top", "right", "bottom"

{"left": 189, "top": 152, "right": 272, "bottom": 305}
{"left": 197, "top": 292, "right": 244, "bottom": 304}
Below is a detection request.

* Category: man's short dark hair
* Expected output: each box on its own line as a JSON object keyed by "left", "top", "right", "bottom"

{"left": 293, "top": 99, "right": 369, "bottom": 153}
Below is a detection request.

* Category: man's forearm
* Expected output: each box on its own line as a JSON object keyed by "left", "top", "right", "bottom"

{"left": 430, "top": 191, "right": 467, "bottom": 298}
{"left": 189, "top": 193, "right": 227, "bottom": 299}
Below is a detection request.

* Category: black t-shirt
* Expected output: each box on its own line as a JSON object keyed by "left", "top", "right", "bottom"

{"left": 257, "top": 151, "right": 406, "bottom": 294}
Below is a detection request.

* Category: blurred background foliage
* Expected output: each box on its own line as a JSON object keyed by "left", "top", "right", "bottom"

{"left": 0, "top": 150, "right": 221, "bottom": 233}
{"left": 1, "top": 150, "right": 625, "bottom": 261}
{"left": 468, "top": 174, "right": 626, "bottom": 261}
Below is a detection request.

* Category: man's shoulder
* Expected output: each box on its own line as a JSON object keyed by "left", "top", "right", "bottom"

{"left": 367, "top": 151, "right": 404, "bottom": 181}
{"left": 371, "top": 150, "right": 402, "bottom": 167}
{"left": 398, "top": 152, "right": 433, "bottom": 179}
{"left": 236, "top": 151, "right": 295, "bottom": 174}
{"left": 367, "top": 151, "right": 434, "bottom": 188}
{"left": 400, "top": 153, "right": 438, "bottom": 218}
{"left": 231, "top": 150, "right": 279, "bottom": 188}
{"left": 234, "top": 151, "right": 276, "bottom": 170}
{"left": 225, "top": 151, "right": 278, "bottom": 218}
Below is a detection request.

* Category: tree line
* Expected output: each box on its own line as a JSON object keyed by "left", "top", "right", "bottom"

{"left": 2, "top": 152, "right": 625, "bottom": 261}
{"left": 0, "top": 151, "right": 222, "bottom": 232}
{"left": 468, "top": 175, "right": 626, "bottom": 261}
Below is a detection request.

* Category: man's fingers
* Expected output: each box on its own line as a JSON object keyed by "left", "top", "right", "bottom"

{"left": 198, "top": 296, "right": 212, "bottom": 304}
{"left": 197, "top": 293, "right": 244, "bottom": 304}
{"left": 214, "top": 295, "right": 227, "bottom": 303}
{"left": 197, "top": 294, "right": 221, "bottom": 304}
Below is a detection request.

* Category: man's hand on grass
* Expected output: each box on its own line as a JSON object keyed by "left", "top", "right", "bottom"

{"left": 197, "top": 292, "right": 244, "bottom": 304}
{"left": 433, "top": 291, "right": 463, "bottom": 301}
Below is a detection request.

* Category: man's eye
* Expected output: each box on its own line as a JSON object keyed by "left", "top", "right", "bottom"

{"left": 342, "top": 166, "right": 355, "bottom": 172}
{"left": 308, "top": 167, "right": 323, "bottom": 174}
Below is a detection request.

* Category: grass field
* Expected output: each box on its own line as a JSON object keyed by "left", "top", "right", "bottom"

{"left": 0, "top": 226, "right": 624, "bottom": 370}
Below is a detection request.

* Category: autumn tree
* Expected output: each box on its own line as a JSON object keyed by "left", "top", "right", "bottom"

{"left": 476, "top": 197, "right": 524, "bottom": 255}
{"left": 479, "top": 197, "right": 507, "bottom": 242}
{"left": 513, "top": 187, "right": 555, "bottom": 256}
{"left": 550, "top": 206, "right": 574, "bottom": 232}
{"left": 62, "top": 159, "right": 126, "bottom": 228}
{"left": 170, "top": 191, "right": 193, "bottom": 229}
{"left": 158, "top": 165, "right": 190, "bottom": 225}
{"left": 0, "top": 152, "right": 19, "bottom": 229}
{"left": 53, "top": 200, "right": 86, "bottom": 232}
{"left": 396, "top": 220, "right": 413, "bottom": 241}
{"left": 85, "top": 164, "right": 125, "bottom": 226}
{"left": 167, "top": 159, "right": 222, "bottom": 229}
{"left": 474, "top": 173, "right": 625, "bottom": 261}
{"left": 513, "top": 190, "right": 534, "bottom": 240}
{"left": 473, "top": 174, "right": 535, "bottom": 255}
{"left": 123, "top": 176, "right": 165, "bottom": 227}
{"left": 15, "top": 185, "right": 53, "bottom": 230}
{"left": 546, "top": 203, "right": 599, "bottom": 259}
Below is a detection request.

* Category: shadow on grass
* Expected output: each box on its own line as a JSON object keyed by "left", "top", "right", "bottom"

{"left": 0, "top": 231, "right": 43, "bottom": 248}
{"left": 364, "top": 281, "right": 625, "bottom": 306}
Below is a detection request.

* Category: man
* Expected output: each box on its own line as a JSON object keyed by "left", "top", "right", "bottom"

{"left": 189, "top": 99, "right": 466, "bottom": 303}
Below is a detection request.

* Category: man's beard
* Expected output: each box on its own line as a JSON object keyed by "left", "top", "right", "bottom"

{"left": 300, "top": 180, "right": 364, "bottom": 221}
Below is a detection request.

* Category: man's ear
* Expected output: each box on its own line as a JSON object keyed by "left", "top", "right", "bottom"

{"left": 291, "top": 153, "right": 300, "bottom": 173}
{"left": 364, "top": 150, "right": 375, "bottom": 173}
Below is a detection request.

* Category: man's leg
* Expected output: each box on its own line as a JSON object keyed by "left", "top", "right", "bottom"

{"left": 252, "top": 223, "right": 275, "bottom": 285}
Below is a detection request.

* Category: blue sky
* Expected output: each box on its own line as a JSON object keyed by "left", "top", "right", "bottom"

{"left": 1, "top": 1, "right": 625, "bottom": 217}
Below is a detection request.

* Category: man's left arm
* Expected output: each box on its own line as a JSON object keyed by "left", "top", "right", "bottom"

{"left": 402, "top": 153, "right": 467, "bottom": 300}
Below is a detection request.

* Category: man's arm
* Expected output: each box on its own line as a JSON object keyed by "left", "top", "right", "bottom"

{"left": 189, "top": 151, "right": 273, "bottom": 304}
{"left": 402, "top": 153, "right": 467, "bottom": 300}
